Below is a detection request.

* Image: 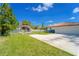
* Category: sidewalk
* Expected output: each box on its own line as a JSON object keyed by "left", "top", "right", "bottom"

{"left": 30, "top": 34, "right": 79, "bottom": 56}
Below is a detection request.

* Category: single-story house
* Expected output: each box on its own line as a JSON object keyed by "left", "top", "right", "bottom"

{"left": 48, "top": 22, "right": 79, "bottom": 35}
{"left": 21, "top": 25, "right": 31, "bottom": 32}
{"left": 16, "top": 22, "right": 32, "bottom": 33}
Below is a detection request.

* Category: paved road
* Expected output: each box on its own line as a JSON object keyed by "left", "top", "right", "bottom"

{"left": 30, "top": 34, "right": 79, "bottom": 56}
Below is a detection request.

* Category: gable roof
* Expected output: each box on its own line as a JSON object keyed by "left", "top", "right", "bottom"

{"left": 48, "top": 22, "right": 79, "bottom": 28}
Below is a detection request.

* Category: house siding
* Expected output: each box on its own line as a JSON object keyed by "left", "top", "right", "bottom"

{"left": 52, "top": 26, "right": 79, "bottom": 35}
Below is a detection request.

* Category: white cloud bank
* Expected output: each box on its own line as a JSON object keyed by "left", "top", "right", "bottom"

{"left": 73, "top": 7, "right": 79, "bottom": 13}
{"left": 47, "top": 20, "right": 54, "bottom": 23}
{"left": 32, "top": 3, "right": 54, "bottom": 12}
{"left": 25, "top": 8, "right": 29, "bottom": 10}
{"left": 69, "top": 17, "right": 76, "bottom": 20}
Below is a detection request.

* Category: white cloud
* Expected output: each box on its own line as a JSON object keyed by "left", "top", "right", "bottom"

{"left": 47, "top": 20, "right": 54, "bottom": 23}
{"left": 32, "top": 3, "right": 54, "bottom": 12}
{"left": 25, "top": 8, "right": 29, "bottom": 10}
{"left": 73, "top": 7, "right": 79, "bottom": 13}
{"left": 69, "top": 17, "right": 76, "bottom": 20}
{"left": 43, "top": 3, "right": 53, "bottom": 8}
{"left": 32, "top": 5, "right": 43, "bottom": 12}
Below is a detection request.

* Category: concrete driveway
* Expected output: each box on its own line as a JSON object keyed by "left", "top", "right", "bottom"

{"left": 30, "top": 34, "right": 79, "bottom": 56}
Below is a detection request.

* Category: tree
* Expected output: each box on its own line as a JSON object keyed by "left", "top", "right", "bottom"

{"left": 0, "top": 3, "right": 18, "bottom": 36}
{"left": 21, "top": 20, "right": 31, "bottom": 31}
{"left": 41, "top": 23, "right": 44, "bottom": 29}
{"left": 22, "top": 20, "right": 31, "bottom": 26}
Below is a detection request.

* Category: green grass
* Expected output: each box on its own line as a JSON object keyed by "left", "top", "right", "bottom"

{"left": 31, "top": 31, "right": 49, "bottom": 35}
{"left": 0, "top": 33, "right": 73, "bottom": 56}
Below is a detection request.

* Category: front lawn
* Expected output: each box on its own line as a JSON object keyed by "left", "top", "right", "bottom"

{"left": 0, "top": 33, "right": 73, "bottom": 56}
{"left": 32, "top": 31, "right": 49, "bottom": 35}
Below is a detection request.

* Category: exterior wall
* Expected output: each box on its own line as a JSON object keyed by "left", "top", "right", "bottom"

{"left": 52, "top": 26, "right": 79, "bottom": 35}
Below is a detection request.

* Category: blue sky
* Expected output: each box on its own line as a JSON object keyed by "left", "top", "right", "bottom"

{"left": 1, "top": 3, "right": 79, "bottom": 26}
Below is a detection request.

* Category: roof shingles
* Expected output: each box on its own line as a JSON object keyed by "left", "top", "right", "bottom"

{"left": 48, "top": 22, "right": 79, "bottom": 28}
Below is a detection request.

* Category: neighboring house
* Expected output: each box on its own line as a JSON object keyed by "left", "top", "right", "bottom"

{"left": 48, "top": 22, "right": 79, "bottom": 35}
{"left": 21, "top": 24, "right": 31, "bottom": 32}
{"left": 16, "top": 22, "right": 31, "bottom": 33}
